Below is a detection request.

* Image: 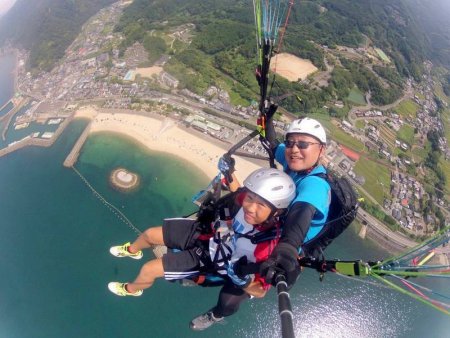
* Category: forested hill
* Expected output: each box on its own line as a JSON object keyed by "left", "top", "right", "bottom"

{"left": 0, "top": 0, "right": 116, "bottom": 71}
{"left": 110, "top": 0, "right": 439, "bottom": 112}
{"left": 116, "top": 0, "right": 432, "bottom": 78}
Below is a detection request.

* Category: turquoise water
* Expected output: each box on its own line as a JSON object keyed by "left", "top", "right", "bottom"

{"left": 0, "top": 54, "right": 449, "bottom": 338}
{"left": 0, "top": 101, "right": 13, "bottom": 119}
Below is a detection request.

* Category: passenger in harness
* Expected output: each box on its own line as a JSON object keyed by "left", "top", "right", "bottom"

{"left": 107, "top": 168, "right": 296, "bottom": 304}
{"left": 190, "top": 117, "right": 331, "bottom": 330}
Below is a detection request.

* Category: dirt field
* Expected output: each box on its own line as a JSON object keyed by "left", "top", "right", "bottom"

{"left": 270, "top": 53, "right": 318, "bottom": 81}
{"left": 135, "top": 66, "right": 163, "bottom": 79}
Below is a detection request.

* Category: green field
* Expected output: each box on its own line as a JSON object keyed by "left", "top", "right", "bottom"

{"left": 394, "top": 99, "right": 420, "bottom": 118}
{"left": 397, "top": 124, "right": 415, "bottom": 146}
{"left": 329, "top": 125, "right": 365, "bottom": 151}
{"left": 439, "top": 158, "right": 450, "bottom": 194}
{"left": 354, "top": 158, "right": 391, "bottom": 204}
{"left": 411, "top": 144, "right": 428, "bottom": 163}
{"left": 355, "top": 120, "right": 365, "bottom": 129}
{"left": 415, "top": 92, "right": 425, "bottom": 100}
{"left": 347, "top": 87, "right": 366, "bottom": 105}
{"left": 375, "top": 48, "right": 390, "bottom": 63}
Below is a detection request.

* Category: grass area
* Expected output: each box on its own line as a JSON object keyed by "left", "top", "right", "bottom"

{"left": 354, "top": 158, "right": 391, "bottom": 204}
{"left": 439, "top": 157, "right": 450, "bottom": 194}
{"left": 394, "top": 99, "right": 419, "bottom": 118}
{"left": 355, "top": 120, "right": 365, "bottom": 129}
{"left": 347, "top": 86, "right": 366, "bottom": 105}
{"left": 410, "top": 145, "right": 428, "bottom": 163}
{"left": 330, "top": 125, "right": 364, "bottom": 151}
{"left": 415, "top": 92, "right": 425, "bottom": 100}
{"left": 397, "top": 124, "right": 415, "bottom": 145}
{"left": 374, "top": 48, "right": 390, "bottom": 63}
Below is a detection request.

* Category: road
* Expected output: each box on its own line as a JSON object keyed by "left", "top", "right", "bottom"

{"left": 357, "top": 209, "right": 417, "bottom": 250}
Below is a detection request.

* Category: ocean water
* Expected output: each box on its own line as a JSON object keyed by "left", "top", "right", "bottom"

{"left": 0, "top": 57, "right": 449, "bottom": 338}
{"left": 0, "top": 120, "right": 449, "bottom": 338}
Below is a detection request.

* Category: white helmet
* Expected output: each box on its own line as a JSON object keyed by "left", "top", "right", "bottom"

{"left": 286, "top": 118, "right": 327, "bottom": 144}
{"left": 243, "top": 168, "right": 296, "bottom": 209}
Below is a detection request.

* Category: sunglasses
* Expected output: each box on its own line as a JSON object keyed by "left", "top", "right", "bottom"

{"left": 284, "top": 139, "right": 321, "bottom": 149}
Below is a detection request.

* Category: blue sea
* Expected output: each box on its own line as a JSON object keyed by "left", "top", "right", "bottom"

{"left": 0, "top": 55, "right": 449, "bottom": 338}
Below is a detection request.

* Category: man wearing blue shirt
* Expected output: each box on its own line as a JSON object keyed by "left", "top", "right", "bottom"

{"left": 190, "top": 117, "right": 331, "bottom": 330}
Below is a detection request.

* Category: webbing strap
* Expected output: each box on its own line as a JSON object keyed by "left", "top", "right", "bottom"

{"left": 335, "top": 261, "right": 370, "bottom": 277}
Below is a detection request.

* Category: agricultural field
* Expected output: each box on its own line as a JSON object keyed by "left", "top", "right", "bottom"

{"left": 347, "top": 86, "right": 366, "bottom": 105}
{"left": 354, "top": 158, "right": 391, "bottom": 204}
{"left": 355, "top": 119, "right": 365, "bottom": 130}
{"left": 394, "top": 99, "right": 420, "bottom": 118}
{"left": 410, "top": 144, "right": 428, "bottom": 163}
{"left": 378, "top": 124, "right": 397, "bottom": 150}
{"left": 415, "top": 92, "right": 425, "bottom": 100}
{"left": 439, "top": 158, "right": 450, "bottom": 194}
{"left": 397, "top": 124, "right": 415, "bottom": 146}
{"left": 326, "top": 120, "right": 365, "bottom": 151}
{"left": 374, "top": 48, "right": 390, "bottom": 63}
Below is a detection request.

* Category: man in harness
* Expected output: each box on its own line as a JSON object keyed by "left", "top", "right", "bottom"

{"left": 190, "top": 117, "right": 331, "bottom": 330}
{"left": 107, "top": 168, "right": 295, "bottom": 305}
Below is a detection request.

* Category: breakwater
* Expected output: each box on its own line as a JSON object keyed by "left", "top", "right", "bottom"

{"left": 0, "top": 99, "right": 12, "bottom": 114}
{"left": 63, "top": 120, "right": 92, "bottom": 167}
{"left": 0, "top": 112, "right": 73, "bottom": 158}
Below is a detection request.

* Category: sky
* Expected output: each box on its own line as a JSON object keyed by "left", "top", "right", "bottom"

{"left": 0, "top": 0, "right": 16, "bottom": 16}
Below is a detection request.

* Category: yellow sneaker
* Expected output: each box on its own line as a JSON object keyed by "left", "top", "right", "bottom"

{"left": 109, "top": 242, "right": 143, "bottom": 260}
{"left": 108, "top": 282, "right": 143, "bottom": 297}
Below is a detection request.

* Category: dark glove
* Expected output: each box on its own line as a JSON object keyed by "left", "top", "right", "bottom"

{"left": 260, "top": 243, "right": 300, "bottom": 289}
{"left": 266, "top": 103, "right": 278, "bottom": 121}
{"left": 218, "top": 154, "right": 235, "bottom": 183}
{"left": 228, "top": 256, "right": 252, "bottom": 288}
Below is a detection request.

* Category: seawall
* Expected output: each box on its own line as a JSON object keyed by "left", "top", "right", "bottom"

{"left": 63, "top": 120, "right": 92, "bottom": 167}
{"left": 0, "top": 113, "right": 73, "bottom": 159}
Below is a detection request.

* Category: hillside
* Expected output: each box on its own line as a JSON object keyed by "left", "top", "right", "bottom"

{"left": 0, "top": 0, "right": 116, "bottom": 71}
{"left": 110, "top": 0, "right": 435, "bottom": 114}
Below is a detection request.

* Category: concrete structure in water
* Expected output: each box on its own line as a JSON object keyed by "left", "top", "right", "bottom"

{"left": 110, "top": 168, "right": 140, "bottom": 191}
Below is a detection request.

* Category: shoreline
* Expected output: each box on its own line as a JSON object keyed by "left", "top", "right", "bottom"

{"left": 74, "top": 106, "right": 262, "bottom": 181}
{"left": 72, "top": 107, "right": 436, "bottom": 258}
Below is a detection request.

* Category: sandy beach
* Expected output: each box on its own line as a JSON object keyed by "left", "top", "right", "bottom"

{"left": 74, "top": 106, "right": 261, "bottom": 181}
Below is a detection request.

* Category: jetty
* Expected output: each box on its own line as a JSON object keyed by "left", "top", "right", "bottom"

{"left": 63, "top": 120, "right": 92, "bottom": 167}
{"left": 0, "top": 99, "right": 13, "bottom": 114}
{"left": 0, "top": 113, "right": 73, "bottom": 159}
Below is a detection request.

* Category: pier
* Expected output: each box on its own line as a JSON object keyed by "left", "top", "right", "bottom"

{"left": 1, "top": 97, "right": 30, "bottom": 141}
{"left": 63, "top": 120, "right": 92, "bottom": 167}
{"left": 0, "top": 99, "right": 12, "bottom": 114}
{"left": 0, "top": 112, "right": 73, "bottom": 159}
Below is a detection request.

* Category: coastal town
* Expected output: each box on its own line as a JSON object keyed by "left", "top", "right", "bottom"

{"left": 0, "top": 0, "right": 448, "bottom": 261}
